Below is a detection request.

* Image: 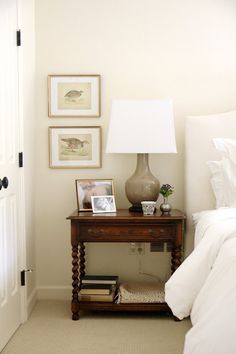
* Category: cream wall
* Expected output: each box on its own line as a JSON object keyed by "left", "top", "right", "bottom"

{"left": 35, "top": 0, "right": 236, "bottom": 298}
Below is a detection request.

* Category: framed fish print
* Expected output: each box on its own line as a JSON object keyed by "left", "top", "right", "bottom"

{"left": 48, "top": 75, "right": 101, "bottom": 117}
{"left": 49, "top": 126, "right": 101, "bottom": 168}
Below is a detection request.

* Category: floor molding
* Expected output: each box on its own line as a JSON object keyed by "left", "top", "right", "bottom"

{"left": 27, "top": 288, "right": 37, "bottom": 317}
{"left": 37, "top": 286, "right": 71, "bottom": 300}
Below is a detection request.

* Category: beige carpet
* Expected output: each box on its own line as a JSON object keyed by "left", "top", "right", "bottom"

{"left": 2, "top": 301, "right": 191, "bottom": 354}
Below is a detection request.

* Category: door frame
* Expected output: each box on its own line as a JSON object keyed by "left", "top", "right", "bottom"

{"left": 17, "top": 0, "right": 27, "bottom": 323}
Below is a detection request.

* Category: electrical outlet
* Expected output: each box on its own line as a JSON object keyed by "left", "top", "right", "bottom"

{"left": 137, "top": 242, "right": 145, "bottom": 255}
{"left": 129, "top": 243, "right": 137, "bottom": 255}
{"left": 128, "top": 242, "right": 145, "bottom": 255}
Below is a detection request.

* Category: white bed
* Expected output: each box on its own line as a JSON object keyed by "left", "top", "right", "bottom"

{"left": 165, "top": 110, "right": 236, "bottom": 354}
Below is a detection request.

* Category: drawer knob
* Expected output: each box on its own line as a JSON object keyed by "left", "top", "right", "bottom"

{"left": 160, "top": 229, "right": 165, "bottom": 233}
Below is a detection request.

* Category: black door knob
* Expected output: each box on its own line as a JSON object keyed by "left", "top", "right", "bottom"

{"left": 0, "top": 177, "right": 9, "bottom": 190}
{"left": 2, "top": 177, "right": 9, "bottom": 189}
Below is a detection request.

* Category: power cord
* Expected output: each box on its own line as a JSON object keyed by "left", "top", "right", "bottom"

{"left": 137, "top": 253, "right": 162, "bottom": 282}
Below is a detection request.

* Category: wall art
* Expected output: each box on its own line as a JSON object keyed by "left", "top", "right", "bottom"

{"left": 48, "top": 75, "right": 100, "bottom": 117}
{"left": 49, "top": 126, "right": 101, "bottom": 168}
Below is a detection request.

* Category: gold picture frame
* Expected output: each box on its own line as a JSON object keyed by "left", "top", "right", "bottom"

{"left": 48, "top": 75, "right": 101, "bottom": 117}
{"left": 75, "top": 179, "right": 114, "bottom": 211}
{"left": 49, "top": 126, "right": 101, "bottom": 168}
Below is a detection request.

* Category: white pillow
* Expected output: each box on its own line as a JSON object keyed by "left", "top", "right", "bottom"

{"left": 206, "top": 160, "right": 228, "bottom": 208}
{"left": 208, "top": 138, "right": 236, "bottom": 207}
{"left": 221, "top": 158, "right": 236, "bottom": 207}
{"left": 213, "top": 138, "right": 236, "bottom": 165}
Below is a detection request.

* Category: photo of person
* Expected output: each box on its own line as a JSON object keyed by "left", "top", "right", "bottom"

{"left": 91, "top": 196, "right": 116, "bottom": 213}
{"left": 75, "top": 179, "right": 114, "bottom": 211}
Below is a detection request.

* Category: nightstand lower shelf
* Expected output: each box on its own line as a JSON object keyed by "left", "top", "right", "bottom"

{"left": 72, "top": 301, "right": 171, "bottom": 320}
{"left": 77, "top": 301, "right": 171, "bottom": 312}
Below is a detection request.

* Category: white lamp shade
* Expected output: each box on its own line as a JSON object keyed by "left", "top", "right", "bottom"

{"left": 106, "top": 99, "right": 177, "bottom": 153}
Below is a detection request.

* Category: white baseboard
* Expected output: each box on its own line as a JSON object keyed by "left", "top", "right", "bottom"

{"left": 27, "top": 287, "right": 37, "bottom": 316}
{"left": 37, "top": 286, "right": 71, "bottom": 300}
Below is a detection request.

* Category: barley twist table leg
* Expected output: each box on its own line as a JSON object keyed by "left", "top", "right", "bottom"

{"left": 79, "top": 242, "right": 85, "bottom": 277}
{"left": 71, "top": 243, "right": 79, "bottom": 320}
{"left": 171, "top": 245, "right": 182, "bottom": 274}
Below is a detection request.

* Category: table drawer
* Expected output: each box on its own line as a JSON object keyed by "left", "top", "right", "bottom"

{"left": 79, "top": 224, "right": 175, "bottom": 241}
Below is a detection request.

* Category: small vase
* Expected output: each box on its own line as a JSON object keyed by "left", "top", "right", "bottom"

{"left": 160, "top": 197, "right": 171, "bottom": 214}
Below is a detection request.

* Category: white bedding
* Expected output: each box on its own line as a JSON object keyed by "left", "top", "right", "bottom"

{"left": 165, "top": 208, "right": 236, "bottom": 354}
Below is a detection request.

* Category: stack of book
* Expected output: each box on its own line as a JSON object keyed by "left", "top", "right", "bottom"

{"left": 79, "top": 275, "right": 119, "bottom": 302}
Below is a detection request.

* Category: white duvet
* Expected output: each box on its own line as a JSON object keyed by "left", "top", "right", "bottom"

{"left": 165, "top": 208, "right": 236, "bottom": 354}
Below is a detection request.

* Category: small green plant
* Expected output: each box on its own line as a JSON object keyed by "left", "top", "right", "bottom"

{"left": 160, "top": 184, "right": 174, "bottom": 198}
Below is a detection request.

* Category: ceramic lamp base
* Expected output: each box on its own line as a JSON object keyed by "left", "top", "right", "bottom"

{"left": 125, "top": 153, "right": 160, "bottom": 212}
{"left": 129, "top": 205, "right": 143, "bottom": 212}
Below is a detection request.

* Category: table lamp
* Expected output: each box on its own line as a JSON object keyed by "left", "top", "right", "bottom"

{"left": 106, "top": 99, "right": 177, "bottom": 211}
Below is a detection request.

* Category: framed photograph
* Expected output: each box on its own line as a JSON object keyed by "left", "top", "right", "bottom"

{"left": 49, "top": 126, "right": 101, "bottom": 168}
{"left": 91, "top": 195, "right": 116, "bottom": 213}
{"left": 75, "top": 179, "right": 114, "bottom": 211}
{"left": 48, "top": 75, "right": 100, "bottom": 117}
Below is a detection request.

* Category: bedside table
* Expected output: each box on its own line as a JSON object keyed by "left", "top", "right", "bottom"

{"left": 67, "top": 209, "right": 185, "bottom": 320}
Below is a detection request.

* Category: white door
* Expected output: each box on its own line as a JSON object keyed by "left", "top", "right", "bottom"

{"left": 0, "top": 0, "right": 25, "bottom": 350}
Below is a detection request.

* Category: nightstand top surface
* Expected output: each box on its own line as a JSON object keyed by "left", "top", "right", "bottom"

{"left": 67, "top": 209, "right": 185, "bottom": 221}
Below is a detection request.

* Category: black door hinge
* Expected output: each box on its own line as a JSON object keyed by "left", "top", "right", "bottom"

{"left": 16, "top": 30, "right": 21, "bottom": 46}
{"left": 19, "top": 152, "right": 23, "bottom": 167}
{"left": 21, "top": 270, "right": 25, "bottom": 286}
{"left": 21, "top": 269, "right": 33, "bottom": 286}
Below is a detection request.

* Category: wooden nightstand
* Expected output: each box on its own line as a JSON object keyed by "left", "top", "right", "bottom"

{"left": 67, "top": 209, "right": 185, "bottom": 320}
